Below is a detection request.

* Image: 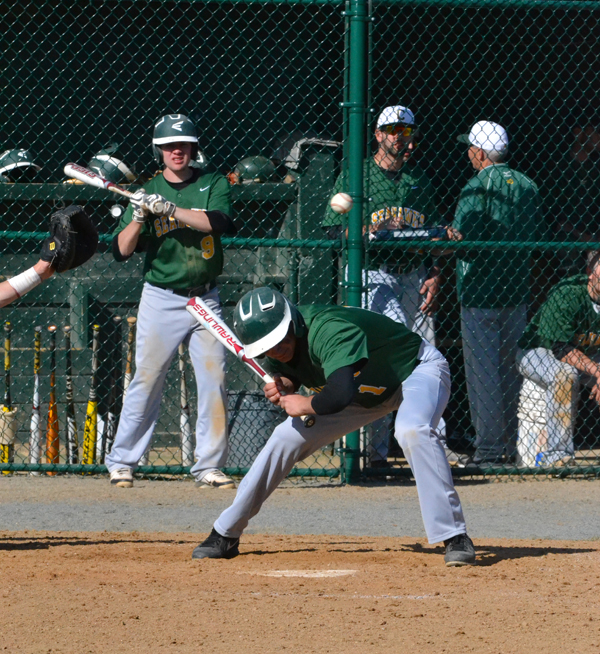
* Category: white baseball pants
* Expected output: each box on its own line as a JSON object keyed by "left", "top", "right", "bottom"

{"left": 517, "top": 347, "right": 582, "bottom": 464}
{"left": 362, "top": 265, "right": 438, "bottom": 462}
{"left": 105, "top": 283, "right": 228, "bottom": 479}
{"left": 214, "top": 341, "right": 467, "bottom": 545}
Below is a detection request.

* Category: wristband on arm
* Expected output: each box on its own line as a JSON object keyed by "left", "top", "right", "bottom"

{"left": 7, "top": 267, "right": 42, "bottom": 297}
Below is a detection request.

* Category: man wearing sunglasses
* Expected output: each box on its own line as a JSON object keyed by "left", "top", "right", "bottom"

{"left": 323, "top": 105, "right": 444, "bottom": 468}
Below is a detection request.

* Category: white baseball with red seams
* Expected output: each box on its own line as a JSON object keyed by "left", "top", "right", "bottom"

{"left": 330, "top": 192, "right": 353, "bottom": 214}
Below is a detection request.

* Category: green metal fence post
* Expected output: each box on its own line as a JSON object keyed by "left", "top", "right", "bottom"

{"left": 342, "top": 0, "right": 369, "bottom": 483}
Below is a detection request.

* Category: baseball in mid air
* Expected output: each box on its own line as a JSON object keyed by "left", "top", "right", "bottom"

{"left": 330, "top": 192, "right": 353, "bottom": 214}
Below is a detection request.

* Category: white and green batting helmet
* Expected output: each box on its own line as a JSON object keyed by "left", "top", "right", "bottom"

{"left": 0, "top": 149, "right": 41, "bottom": 181}
{"left": 88, "top": 145, "right": 136, "bottom": 184}
{"left": 152, "top": 114, "right": 198, "bottom": 164}
{"left": 233, "top": 287, "right": 306, "bottom": 359}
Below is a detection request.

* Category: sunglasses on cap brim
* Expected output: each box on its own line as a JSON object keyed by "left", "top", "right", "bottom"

{"left": 379, "top": 124, "right": 418, "bottom": 137}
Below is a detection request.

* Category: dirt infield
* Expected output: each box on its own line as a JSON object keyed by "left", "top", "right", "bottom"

{"left": 2, "top": 531, "right": 599, "bottom": 653}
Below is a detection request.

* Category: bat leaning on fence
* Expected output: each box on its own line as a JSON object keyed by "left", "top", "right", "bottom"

{"left": 29, "top": 326, "right": 42, "bottom": 474}
{"left": 186, "top": 297, "right": 316, "bottom": 428}
{"left": 0, "top": 322, "right": 17, "bottom": 473}
{"left": 46, "top": 325, "right": 59, "bottom": 476}
{"left": 178, "top": 343, "right": 194, "bottom": 467}
{"left": 82, "top": 324, "right": 100, "bottom": 465}
{"left": 101, "top": 315, "right": 122, "bottom": 463}
{"left": 63, "top": 325, "right": 79, "bottom": 465}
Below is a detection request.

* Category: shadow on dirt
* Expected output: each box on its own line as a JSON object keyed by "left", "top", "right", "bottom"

{"left": 402, "top": 541, "right": 597, "bottom": 566}
{"left": 0, "top": 534, "right": 196, "bottom": 551}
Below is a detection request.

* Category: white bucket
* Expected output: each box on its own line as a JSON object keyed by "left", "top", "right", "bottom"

{"left": 516, "top": 379, "right": 547, "bottom": 467}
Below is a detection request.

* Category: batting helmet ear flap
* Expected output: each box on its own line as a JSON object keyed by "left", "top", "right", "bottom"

{"left": 152, "top": 144, "right": 164, "bottom": 165}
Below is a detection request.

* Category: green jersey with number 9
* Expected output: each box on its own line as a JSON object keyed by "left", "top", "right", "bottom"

{"left": 113, "top": 169, "right": 232, "bottom": 289}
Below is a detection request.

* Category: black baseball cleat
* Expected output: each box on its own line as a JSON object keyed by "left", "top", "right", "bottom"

{"left": 444, "top": 533, "right": 476, "bottom": 567}
{"left": 192, "top": 528, "right": 240, "bottom": 560}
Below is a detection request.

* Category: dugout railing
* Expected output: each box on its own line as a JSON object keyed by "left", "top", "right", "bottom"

{"left": 3, "top": 0, "right": 600, "bottom": 481}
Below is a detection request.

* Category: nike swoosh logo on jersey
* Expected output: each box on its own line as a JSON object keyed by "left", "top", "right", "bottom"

{"left": 198, "top": 185, "right": 210, "bottom": 192}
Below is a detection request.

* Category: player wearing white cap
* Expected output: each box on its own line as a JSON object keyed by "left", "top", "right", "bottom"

{"left": 323, "top": 105, "right": 446, "bottom": 466}
{"left": 448, "top": 121, "right": 544, "bottom": 466}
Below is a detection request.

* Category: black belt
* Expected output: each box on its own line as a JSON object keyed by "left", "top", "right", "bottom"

{"left": 153, "top": 280, "right": 217, "bottom": 298}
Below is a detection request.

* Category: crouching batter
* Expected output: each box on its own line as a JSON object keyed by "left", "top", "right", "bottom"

{"left": 192, "top": 287, "right": 475, "bottom": 566}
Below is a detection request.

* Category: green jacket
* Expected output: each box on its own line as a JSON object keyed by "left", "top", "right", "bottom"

{"left": 453, "top": 163, "right": 543, "bottom": 308}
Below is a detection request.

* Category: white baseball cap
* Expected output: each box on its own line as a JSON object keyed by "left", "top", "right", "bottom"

{"left": 457, "top": 120, "right": 509, "bottom": 153}
{"left": 376, "top": 105, "right": 415, "bottom": 129}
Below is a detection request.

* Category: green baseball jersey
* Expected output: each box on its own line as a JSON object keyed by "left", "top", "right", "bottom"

{"left": 323, "top": 159, "right": 441, "bottom": 273}
{"left": 519, "top": 275, "right": 600, "bottom": 354}
{"left": 452, "top": 163, "right": 543, "bottom": 308}
{"left": 113, "top": 170, "right": 232, "bottom": 289}
{"left": 263, "top": 305, "right": 423, "bottom": 409}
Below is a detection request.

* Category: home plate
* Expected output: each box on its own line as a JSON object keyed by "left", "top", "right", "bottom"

{"left": 240, "top": 570, "right": 357, "bottom": 578}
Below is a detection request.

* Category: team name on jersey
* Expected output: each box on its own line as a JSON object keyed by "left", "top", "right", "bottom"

{"left": 573, "top": 332, "right": 600, "bottom": 348}
{"left": 370, "top": 206, "right": 426, "bottom": 228}
{"left": 154, "top": 217, "right": 187, "bottom": 238}
{"left": 153, "top": 209, "right": 205, "bottom": 238}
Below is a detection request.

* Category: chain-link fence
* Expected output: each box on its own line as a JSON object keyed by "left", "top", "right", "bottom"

{"left": 2, "top": 0, "right": 600, "bottom": 482}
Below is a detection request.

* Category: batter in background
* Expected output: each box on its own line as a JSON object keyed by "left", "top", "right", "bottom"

{"left": 105, "top": 114, "right": 237, "bottom": 489}
{"left": 322, "top": 105, "right": 446, "bottom": 466}
{"left": 191, "top": 287, "right": 475, "bottom": 567}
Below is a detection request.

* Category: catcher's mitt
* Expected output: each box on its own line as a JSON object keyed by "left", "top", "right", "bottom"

{"left": 40, "top": 205, "right": 98, "bottom": 272}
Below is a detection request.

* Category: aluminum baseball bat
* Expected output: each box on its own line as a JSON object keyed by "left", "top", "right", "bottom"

{"left": 82, "top": 324, "right": 99, "bottom": 465}
{"left": 64, "top": 163, "right": 166, "bottom": 214}
{"left": 178, "top": 343, "right": 194, "bottom": 467}
{"left": 29, "top": 326, "right": 42, "bottom": 474}
{"left": 64, "top": 325, "right": 79, "bottom": 464}
{"left": 186, "top": 297, "right": 315, "bottom": 428}
{"left": 46, "top": 325, "right": 59, "bottom": 475}
{"left": 102, "top": 315, "right": 122, "bottom": 462}
{"left": 1, "top": 322, "right": 13, "bottom": 473}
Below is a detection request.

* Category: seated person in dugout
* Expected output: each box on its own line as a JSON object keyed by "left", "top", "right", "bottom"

{"left": 516, "top": 251, "right": 600, "bottom": 466}
{"left": 191, "top": 286, "right": 476, "bottom": 567}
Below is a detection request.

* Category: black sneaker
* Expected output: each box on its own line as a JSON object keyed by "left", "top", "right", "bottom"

{"left": 192, "top": 528, "right": 240, "bottom": 560}
{"left": 444, "top": 533, "right": 476, "bottom": 567}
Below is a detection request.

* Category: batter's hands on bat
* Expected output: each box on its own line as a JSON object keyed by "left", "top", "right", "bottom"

{"left": 278, "top": 393, "right": 314, "bottom": 418}
{"left": 264, "top": 375, "right": 295, "bottom": 405}
{"left": 130, "top": 189, "right": 149, "bottom": 223}
{"left": 146, "top": 193, "right": 177, "bottom": 219}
